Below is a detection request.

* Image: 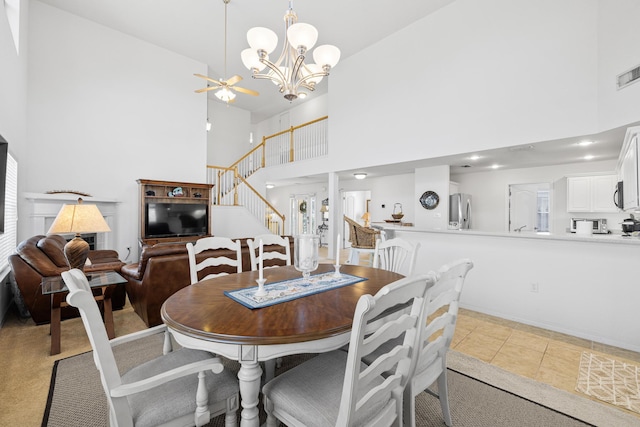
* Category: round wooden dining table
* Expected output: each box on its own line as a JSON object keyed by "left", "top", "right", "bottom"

{"left": 161, "top": 263, "right": 404, "bottom": 427}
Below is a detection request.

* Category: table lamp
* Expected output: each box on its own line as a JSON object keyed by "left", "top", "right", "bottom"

{"left": 47, "top": 198, "right": 111, "bottom": 270}
{"left": 361, "top": 212, "right": 371, "bottom": 228}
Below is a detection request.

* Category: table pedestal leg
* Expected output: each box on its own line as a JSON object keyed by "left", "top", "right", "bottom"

{"left": 237, "top": 360, "right": 262, "bottom": 427}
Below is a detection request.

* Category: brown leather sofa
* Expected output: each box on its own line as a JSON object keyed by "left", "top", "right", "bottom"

{"left": 8, "top": 235, "right": 126, "bottom": 325}
{"left": 120, "top": 237, "right": 294, "bottom": 327}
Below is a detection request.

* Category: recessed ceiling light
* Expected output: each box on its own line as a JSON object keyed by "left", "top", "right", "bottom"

{"left": 577, "top": 140, "right": 595, "bottom": 147}
{"left": 469, "top": 155, "right": 481, "bottom": 161}
{"left": 583, "top": 155, "right": 594, "bottom": 160}
{"left": 354, "top": 173, "right": 367, "bottom": 180}
{"left": 266, "top": 184, "right": 275, "bottom": 189}
{"left": 490, "top": 164, "right": 501, "bottom": 169}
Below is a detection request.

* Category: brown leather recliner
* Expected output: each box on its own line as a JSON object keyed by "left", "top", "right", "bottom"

{"left": 8, "top": 235, "right": 126, "bottom": 325}
{"left": 121, "top": 237, "right": 294, "bottom": 327}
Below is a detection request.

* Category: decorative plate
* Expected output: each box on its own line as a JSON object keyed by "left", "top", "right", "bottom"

{"left": 419, "top": 191, "right": 440, "bottom": 210}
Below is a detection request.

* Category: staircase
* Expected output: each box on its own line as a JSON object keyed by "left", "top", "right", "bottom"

{"left": 208, "top": 116, "right": 328, "bottom": 235}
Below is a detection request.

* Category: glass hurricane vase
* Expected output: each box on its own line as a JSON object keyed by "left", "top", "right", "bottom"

{"left": 294, "top": 234, "right": 320, "bottom": 281}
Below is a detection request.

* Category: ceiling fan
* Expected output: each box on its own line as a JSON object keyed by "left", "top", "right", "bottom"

{"left": 194, "top": 0, "right": 258, "bottom": 103}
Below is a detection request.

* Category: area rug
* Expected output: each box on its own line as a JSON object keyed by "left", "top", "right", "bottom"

{"left": 42, "top": 335, "right": 639, "bottom": 427}
{"left": 576, "top": 351, "right": 640, "bottom": 414}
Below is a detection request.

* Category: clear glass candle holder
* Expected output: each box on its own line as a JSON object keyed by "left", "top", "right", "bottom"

{"left": 294, "top": 234, "right": 320, "bottom": 281}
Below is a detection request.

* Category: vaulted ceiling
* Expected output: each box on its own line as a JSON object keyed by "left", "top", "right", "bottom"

{"left": 37, "top": 0, "right": 456, "bottom": 122}
{"left": 35, "top": 0, "right": 637, "bottom": 177}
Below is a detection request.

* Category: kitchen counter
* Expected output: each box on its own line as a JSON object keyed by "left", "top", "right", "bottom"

{"left": 370, "top": 222, "right": 640, "bottom": 352}
{"left": 371, "top": 223, "right": 640, "bottom": 245}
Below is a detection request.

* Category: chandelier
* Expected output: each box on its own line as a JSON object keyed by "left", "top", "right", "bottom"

{"left": 240, "top": 1, "right": 340, "bottom": 101}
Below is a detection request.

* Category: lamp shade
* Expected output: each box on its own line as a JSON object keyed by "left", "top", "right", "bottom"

{"left": 313, "top": 44, "right": 341, "bottom": 68}
{"left": 287, "top": 23, "right": 318, "bottom": 51}
{"left": 47, "top": 202, "right": 111, "bottom": 235}
{"left": 241, "top": 48, "right": 266, "bottom": 71}
{"left": 247, "top": 27, "right": 278, "bottom": 54}
{"left": 302, "top": 64, "right": 324, "bottom": 84}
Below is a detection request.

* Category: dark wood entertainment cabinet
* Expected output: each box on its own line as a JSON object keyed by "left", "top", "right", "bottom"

{"left": 138, "top": 179, "right": 214, "bottom": 246}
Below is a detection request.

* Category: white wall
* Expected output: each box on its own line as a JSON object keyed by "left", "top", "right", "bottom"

{"left": 327, "top": 0, "right": 601, "bottom": 173}
{"left": 208, "top": 99, "right": 252, "bottom": 167}
{"left": 26, "top": 2, "right": 208, "bottom": 259}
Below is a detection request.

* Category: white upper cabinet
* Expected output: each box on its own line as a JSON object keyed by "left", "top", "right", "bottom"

{"left": 566, "top": 174, "right": 618, "bottom": 212}
{"left": 617, "top": 127, "right": 640, "bottom": 211}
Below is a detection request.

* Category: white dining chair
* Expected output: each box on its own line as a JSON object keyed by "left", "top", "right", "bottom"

{"left": 406, "top": 258, "right": 473, "bottom": 427}
{"left": 363, "top": 258, "right": 474, "bottom": 427}
{"left": 262, "top": 273, "right": 436, "bottom": 427}
{"left": 373, "top": 237, "right": 421, "bottom": 276}
{"left": 246, "top": 234, "right": 291, "bottom": 271}
{"left": 186, "top": 236, "right": 242, "bottom": 284}
{"left": 62, "top": 268, "right": 240, "bottom": 427}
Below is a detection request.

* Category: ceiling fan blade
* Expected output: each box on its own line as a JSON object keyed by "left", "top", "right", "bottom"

{"left": 232, "top": 86, "right": 259, "bottom": 96}
{"left": 193, "top": 73, "right": 220, "bottom": 84}
{"left": 225, "top": 75, "right": 243, "bottom": 86}
{"left": 194, "top": 85, "right": 220, "bottom": 94}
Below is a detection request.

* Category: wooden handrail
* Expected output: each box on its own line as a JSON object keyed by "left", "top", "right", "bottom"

{"left": 226, "top": 142, "right": 265, "bottom": 171}
{"left": 207, "top": 115, "right": 329, "bottom": 233}
{"left": 263, "top": 115, "right": 329, "bottom": 141}
{"left": 236, "top": 174, "right": 285, "bottom": 223}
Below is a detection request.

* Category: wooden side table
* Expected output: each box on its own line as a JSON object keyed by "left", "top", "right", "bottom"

{"left": 41, "top": 271, "right": 126, "bottom": 355}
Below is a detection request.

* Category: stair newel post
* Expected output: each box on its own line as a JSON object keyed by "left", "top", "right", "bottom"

{"left": 289, "top": 126, "right": 294, "bottom": 163}
{"left": 261, "top": 137, "right": 266, "bottom": 168}
{"left": 233, "top": 167, "right": 239, "bottom": 206}
{"left": 216, "top": 170, "right": 222, "bottom": 205}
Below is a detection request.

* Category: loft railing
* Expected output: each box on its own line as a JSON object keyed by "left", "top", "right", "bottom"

{"left": 207, "top": 115, "right": 328, "bottom": 234}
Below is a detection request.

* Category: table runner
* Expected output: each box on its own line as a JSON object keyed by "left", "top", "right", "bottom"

{"left": 224, "top": 271, "right": 367, "bottom": 309}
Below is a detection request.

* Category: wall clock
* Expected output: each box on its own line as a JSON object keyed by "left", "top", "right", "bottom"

{"left": 419, "top": 191, "right": 440, "bottom": 210}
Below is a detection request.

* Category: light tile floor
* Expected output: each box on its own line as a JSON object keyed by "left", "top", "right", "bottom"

{"left": 330, "top": 247, "right": 640, "bottom": 420}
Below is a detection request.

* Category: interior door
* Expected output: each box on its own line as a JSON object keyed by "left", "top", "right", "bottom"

{"left": 509, "top": 184, "right": 538, "bottom": 232}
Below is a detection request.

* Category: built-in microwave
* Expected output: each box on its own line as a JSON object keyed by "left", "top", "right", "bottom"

{"left": 570, "top": 218, "right": 608, "bottom": 234}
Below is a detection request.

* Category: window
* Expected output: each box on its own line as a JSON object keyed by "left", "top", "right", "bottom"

{"left": 0, "top": 153, "right": 18, "bottom": 278}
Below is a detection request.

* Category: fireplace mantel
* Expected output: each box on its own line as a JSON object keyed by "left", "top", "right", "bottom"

{"left": 24, "top": 192, "right": 120, "bottom": 250}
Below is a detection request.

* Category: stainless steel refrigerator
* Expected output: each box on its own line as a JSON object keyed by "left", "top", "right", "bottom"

{"left": 449, "top": 193, "right": 472, "bottom": 229}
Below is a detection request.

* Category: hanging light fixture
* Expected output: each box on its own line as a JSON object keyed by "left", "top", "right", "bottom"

{"left": 194, "top": 0, "right": 258, "bottom": 103}
{"left": 241, "top": 0, "right": 340, "bottom": 102}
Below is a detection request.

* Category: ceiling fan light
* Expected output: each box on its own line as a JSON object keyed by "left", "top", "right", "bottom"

{"left": 241, "top": 48, "right": 266, "bottom": 71}
{"left": 215, "top": 87, "right": 236, "bottom": 102}
{"left": 313, "top": 44, "right": 341, "bottom": 68}
{"left": 247, "top": 27, "right": 278, "bottom": 54}
{"left": 286, "top": 23, "right": 318, "bottom": 51}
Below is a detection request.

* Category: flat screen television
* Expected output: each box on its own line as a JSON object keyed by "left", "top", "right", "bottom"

{"left": 144, "top": 202, "right": 209, "bottom": 238}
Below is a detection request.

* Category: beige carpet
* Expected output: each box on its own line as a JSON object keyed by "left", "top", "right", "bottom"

{"left": 42, "top": 335, "right": 640, "bottom": 427}
{"left": 576, "top": 351, "right": 640, "bottom": 414}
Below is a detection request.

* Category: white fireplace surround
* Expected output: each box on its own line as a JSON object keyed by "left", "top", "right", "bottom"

{"left": 24, "top": 193, "right": 119, "bottom": 250}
